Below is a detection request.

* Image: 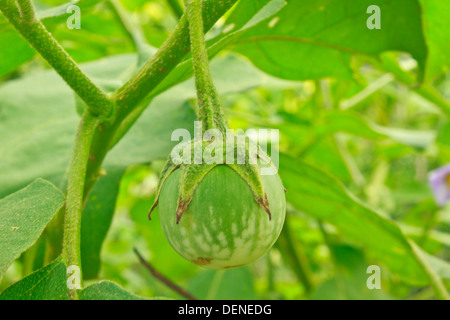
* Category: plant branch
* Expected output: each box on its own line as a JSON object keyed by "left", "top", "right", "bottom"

{"left": 84, "top": 0, "right": 238, "bottom": 197}
{"left": 185, "top": 0, "right": 227, "bottom": 132}
{"left": 62, "top": 111, "right": 100, "bottom": 300}
{"left": 134, "top": 248, "right": 197, "bottom": 300}
{"left": 0, "top": 0, "right": 114, "bottom": 119}
{"left": 112, "top": 0, "right": 237, "bottom": 122}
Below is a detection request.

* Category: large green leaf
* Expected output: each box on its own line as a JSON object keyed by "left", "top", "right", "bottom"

{"left": 81, "top": 166, "right": 126, "bottom": 279}
{"left": 0, "top": 54, "right": 135, "bottom": 198}
{"left": 0, "top": 27, "right": 35, "bottom": 78}
{"left": 279, "top": 154, "right": 450, "bottom": 286}
{"left": 419, "top": 0, "right": 450, "bottom": 82}
{"left": 0, "top": 257, "right": 68, "bottom": 300}
{"left": 0, "top": 259, "right": 151, "bottom": 300}
{"left": 79, "top": 281, "right": 156, "bottom": 300}
{"left": 187, "top": 268, "right": 257, "bottom": 300}
{"left": 0, "top": 179, "right": 65, "bottom": 278}
{"left": 231, "top": 0, "right": 427, "bottom": 81}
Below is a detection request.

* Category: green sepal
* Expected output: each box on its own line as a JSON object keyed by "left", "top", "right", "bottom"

{"left": 176, "top": 163, "right": 216, "bottom": 223}
{"left": 149, "top": 135, "right": 281, "bottom": 223}
{"left": 148, "top": 157, "right": 179, "bottom": 220}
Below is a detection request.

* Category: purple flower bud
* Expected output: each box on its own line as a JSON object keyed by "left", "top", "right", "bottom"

{"left": 428, "top": 163, "right": 450, "bottom": 206}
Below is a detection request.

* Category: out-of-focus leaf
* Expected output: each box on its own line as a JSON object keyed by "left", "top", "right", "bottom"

{"left": 0, "top": 257, "right": 68, "bottom": 300}
{"left": 311, "top": 245, "right": 391, "bottom": 300}
{"left": 437, "top": 122, "right": 450, "bottom": 147}
{"left": 0, "top": 54, "right": 135, "bottom": 198}
{"left": 188, "top": 268, "right": 257, "bottom": 300}
{"left": 231, "top": 0, "right": 427, "bottom": 81}
{"left": 279, "top": 154, "right": 450, "bottom": 286}
{"left": 0, "top": 28, "right": 35, "bottom": 78}
{"left": 36, "top": 0, "right": 80, "bottom": 20}
{"left": 79, "top": 281, "right": 160, "bottom": 300}
{"left": 0, "top": 179, "right": 65, "bottom": 278}
{"left": 81, "top": 166, "right": 126, "bottom": 279}
{"left": 419, "top": 0, "right": 450, "bottom": 81}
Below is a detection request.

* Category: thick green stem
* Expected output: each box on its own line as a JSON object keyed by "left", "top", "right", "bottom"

{"left": 62, "top": 111, "right": 100, "bottom": 300}
{"left": 16, "top": 0, "right": 36, "bottom": 22}
{"left": 113, "top": 0, "right": 237, "bottom": 122}
{"left": 185, "top": 0, "right": 227, "bottom": 133}
{"left": 85, "top": 0, "right": 237, "bottom": 197}
{"left": 0, "top": 0, "right": 113, "bottom": 119}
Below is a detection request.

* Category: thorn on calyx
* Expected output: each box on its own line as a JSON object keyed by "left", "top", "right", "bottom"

{"left": 176, "top": 198, "right": 190, "bottom": 224}
{"left": 148, "top": 201, "right": 158, "bottom": 221}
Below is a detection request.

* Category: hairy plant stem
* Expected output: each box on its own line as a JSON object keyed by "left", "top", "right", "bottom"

{"left": 185, "top": 0, "right": 227, "bottom": 133}
{"left": 0, "top": 0, "right": 113, "bottom": 119}
{"left": 62, "top": 111, "right": 100, "bottom": 300}
{"left": 85, "top": 0, "right": 238, "bottom": 197}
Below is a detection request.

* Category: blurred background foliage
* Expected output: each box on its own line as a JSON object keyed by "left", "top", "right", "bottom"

{"left": 1, "top": 0, "right": 450, "bottom": 300}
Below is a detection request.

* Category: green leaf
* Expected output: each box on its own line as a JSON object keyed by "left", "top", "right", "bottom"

{"left": 0, "top": 257, "right": 68, "bottom": 300}
{"left": 81, "top": 166, "right": 126, "bottom": 279}
{"left": 311, "top": 245, "right": 391, "bottom": 300}
{"left": 79, "top": 281, "right": 158, "bottom": 300}
{"left": 419, "top": 0, "right": 450, "bottom": 81}
{"left": 0, "top": 179, "right": 65, "bottom": 279}
{"left": 188, "top": 268, "right": 257, "bottom": 300}
{"left": 231, "top": 0, "right": 427, "bottom": 81}
{"left": 279, "top": 154, "right": 450, "bottom": 286}
{"left": 0, "top": 54, "right": 133, "bottom": 198}
{"left": 0, "top": 27, "right": 35, "bottom": 78}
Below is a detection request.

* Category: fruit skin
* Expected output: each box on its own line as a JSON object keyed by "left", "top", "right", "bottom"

{"left": 158, "top": 164, "right": 286, "bottom": 269}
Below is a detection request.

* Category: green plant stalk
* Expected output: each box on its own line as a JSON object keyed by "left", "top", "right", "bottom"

{"left": 113, "top": 0, "right": 237, "bottom": 122}
{"left": 167, "top": 0, "right": 184, "bottom": 18}
{"left": 84, "top": 0, "right": 238, "bottom": 198}
{"left": 62, "top": 111, "right": 100, "bottom": 300}
{"left": 185, "top": 0, "right": 227, "bottom": 133}
{"left": 408, "top": 240, "right": 449, "bottom": 300}
{"left": 0, "top": 0, "right": 113, "bottom": 119}
{"left": 16, "top": 0, "right": 35, "bottom": 22}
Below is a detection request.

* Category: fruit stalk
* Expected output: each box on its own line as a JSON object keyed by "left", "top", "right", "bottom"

{"left": 185, "top": 0, "right": 227, "bottom": 133}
